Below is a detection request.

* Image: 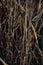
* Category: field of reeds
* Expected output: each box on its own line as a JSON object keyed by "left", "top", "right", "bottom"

{"left": 0, "top": 0, "right": 43, "bottom": 65}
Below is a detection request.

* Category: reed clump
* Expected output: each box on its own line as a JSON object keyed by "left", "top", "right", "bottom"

{"left": 0, "top": 0, "right": 43, "bottom": 65}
